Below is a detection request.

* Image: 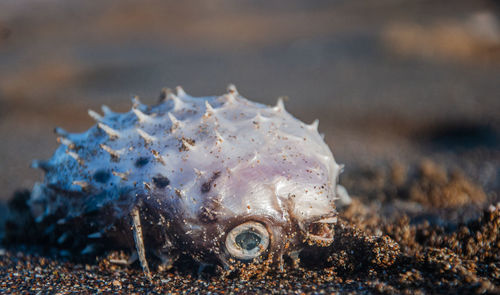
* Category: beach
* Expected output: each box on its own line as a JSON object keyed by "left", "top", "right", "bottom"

{"left": 1, "top": 0, "right": 499, "bottom": 293}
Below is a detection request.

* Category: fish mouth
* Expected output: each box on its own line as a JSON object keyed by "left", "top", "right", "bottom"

{"left": 302, "top": 215, "right": 337, "bottom": 246}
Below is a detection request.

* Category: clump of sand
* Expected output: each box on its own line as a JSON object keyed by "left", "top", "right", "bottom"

{"left": 409, "top": 159, "right": 487, "bottom": 208}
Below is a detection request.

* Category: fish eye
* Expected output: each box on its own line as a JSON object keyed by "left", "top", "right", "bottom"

{"left": 225, "top": 221, "right": 269, "bottom": 260}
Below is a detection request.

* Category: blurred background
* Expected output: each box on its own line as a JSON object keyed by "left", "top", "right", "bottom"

{"left": 0, "top": 0, "right": 499, "bottom": 200}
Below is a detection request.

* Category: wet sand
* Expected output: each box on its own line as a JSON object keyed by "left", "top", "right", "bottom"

{"left": 2, "top": 161, "right": 499, "bottom": 294}
{"left": 1, "top": 0, "right": 499, "bottom": 293}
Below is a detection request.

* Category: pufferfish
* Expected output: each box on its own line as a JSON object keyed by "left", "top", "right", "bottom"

{"left": 29, "top": 85, "right": 349, "bottom": 277}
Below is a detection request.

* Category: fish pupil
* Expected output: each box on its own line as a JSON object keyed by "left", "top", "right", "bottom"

{"left": 235, "top": 231, "right": 261, "bottom": 251}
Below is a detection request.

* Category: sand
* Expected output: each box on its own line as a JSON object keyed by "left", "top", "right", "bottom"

{"left": 1, "top": 161, "right": 499, "bottom": 294}
{"left": 1, "top": 1, "right": 499, "bottom": 293}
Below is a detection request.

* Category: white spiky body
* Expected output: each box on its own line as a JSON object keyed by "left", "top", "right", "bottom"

{"left": 29, "top": 85, "right": 343, "bottom": 266}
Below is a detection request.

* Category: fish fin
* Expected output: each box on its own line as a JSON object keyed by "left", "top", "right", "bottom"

{"left": 131, "top": 205, "right": 152, "bottom": 281}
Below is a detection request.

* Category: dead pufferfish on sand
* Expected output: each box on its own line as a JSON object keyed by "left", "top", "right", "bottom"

{"left": 29, "top": 85, "right": 350, "bottom": 277}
